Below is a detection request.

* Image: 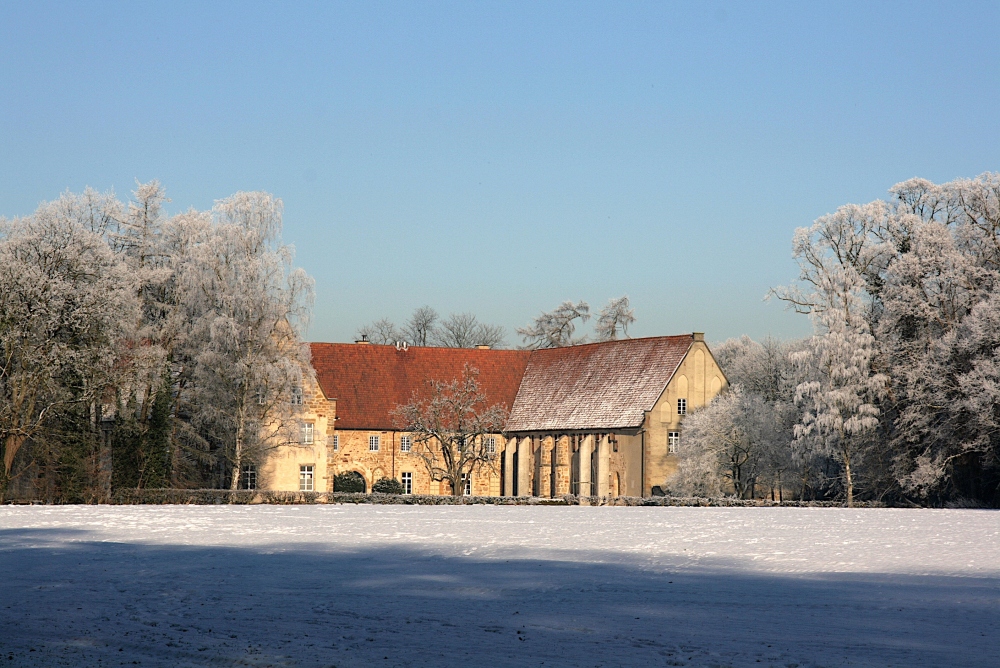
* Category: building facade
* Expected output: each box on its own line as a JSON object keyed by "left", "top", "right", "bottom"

{"left": 259, "top": 333, "right": 727, "bottom": 497}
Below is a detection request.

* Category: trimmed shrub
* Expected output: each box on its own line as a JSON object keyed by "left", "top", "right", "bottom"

{"left": 333, "top": 471, "right": 367, "bottom": 493}
{"left": 372, "top": 477, "right": 404, "bottom": 494}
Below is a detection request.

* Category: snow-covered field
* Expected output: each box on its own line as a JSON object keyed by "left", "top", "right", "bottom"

{"left": 0, "top": 506, "right": 997, "bottom": 667}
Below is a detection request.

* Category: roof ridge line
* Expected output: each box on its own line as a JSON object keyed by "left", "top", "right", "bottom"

{"left": 524, "top": 333, "right": 696, "bottom": 352}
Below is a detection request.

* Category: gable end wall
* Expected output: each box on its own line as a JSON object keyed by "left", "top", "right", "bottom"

{"left": 643, "top": 341, "right": 728, "bottom": 495}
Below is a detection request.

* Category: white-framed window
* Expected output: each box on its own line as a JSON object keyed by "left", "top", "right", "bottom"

{"left": 369, "top": 435, "right": 380, "bottom": 451}
{"left": 401, "top": 471, "right": 412, "bottom": 494}
{"left": 484, "top": 436, "right": 496, "bottom": 454}
{"left": 400, "top": 435, "right": 412, "bottom": 452}
{"left": 290, "top": 386, "right": 303, "bottom": 406}
{"left": 240, "top": 464, "right": 257, "bottom": 490}
{"left": 332, "top": 434, "right": 339, "bottom": 451}
{"left": 299, "top": 465, "right": 314, "bottom": 491}
{"left": 677, "top": 398, "right": 687, "bottom": 415}
{"left": 668, "top": 431, "right": 680, "bottom": 454}
{"left": 256, "top": 388, "right": 266, "bottom": 405}
{"left": 460, "top": 473, "right": 471, "bottom": 496}
{"left": 300, "top": 422, "right": 314, "bottom": 445}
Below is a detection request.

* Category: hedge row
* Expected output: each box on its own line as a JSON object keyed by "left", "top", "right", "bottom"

{"left": 95, "top": 489, "right": 884, "bottom": 507}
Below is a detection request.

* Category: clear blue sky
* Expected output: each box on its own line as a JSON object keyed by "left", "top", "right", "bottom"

{"left": 2, "top": 2, "right": 998, "bottom": 345}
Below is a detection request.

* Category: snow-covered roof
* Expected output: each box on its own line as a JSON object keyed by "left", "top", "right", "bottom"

{"left": 505, "top": 335, "right": 693, "bottom": 432}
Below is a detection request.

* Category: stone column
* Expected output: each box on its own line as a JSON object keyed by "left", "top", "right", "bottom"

{"left": 596, "top": 434, "right": 610, "bottom": 497}
{"left": 503, "top": 438, "right": 515, "bottom": 496}
{"left": 517, "top": 436, "right": 532, "bottom": 497}
{"left": 578, "top": 434, "right": 593, "bottom": 498}
{"left": 538, "top": 436, "right": 553, "bottom": 498}
{"left": 554, "top": 436, "right": 570, "bottom": 496}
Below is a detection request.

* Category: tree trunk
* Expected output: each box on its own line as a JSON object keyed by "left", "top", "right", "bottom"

{"left": 4, "top": 433, "right": 25, "bottom": 478}
{"left": 230, "top": 423, "right": 244, "bottom": 492}
{"left": 843, "top": 451, "right": 854, "bottom": 508}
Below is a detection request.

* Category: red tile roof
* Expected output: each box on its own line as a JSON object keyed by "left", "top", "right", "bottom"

{"left": 309, "top": 343, "right": 531, "bottom": 431}
{"left": 505, "top": 335, "right": 694, "bottom": 432}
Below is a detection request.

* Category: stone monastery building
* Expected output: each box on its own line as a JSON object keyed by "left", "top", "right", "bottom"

{"left": 260, "top": 333, "right": 727, "bottom": 498}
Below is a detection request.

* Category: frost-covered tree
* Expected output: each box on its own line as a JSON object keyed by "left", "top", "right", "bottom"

{"left": 517, "top": 300, "right": 590, "bottom": 349}
{"left": 792, "top": 306, "right": 886, "bottom": 507}
{"left": 769, "top": 176, "right": 1000, "bottom": 504}
{"left": 595, "top": 295, "right": 635, "bottom": 341}
{"left": 668, "top": 387, "right": 795, "bottom": 499}
{"left": 0, "top": 199, "right": 137, "bottom": 499}
{"left": 104, "top": 181, "right": 181, "bottom": 490}
{"left": 776, "top": 209, "right": 889, "bottom": 506}
{"left": 176, "top": 192, "right": 315, "bottom": 491}
{"left": 715, "top": 336, "right": 802, "bottom": 404}
{"left": 711, "top": 335, "right": 806, "bottom": 499}
{"left": 391, "top": 366, "right": 507, "bottom": 496}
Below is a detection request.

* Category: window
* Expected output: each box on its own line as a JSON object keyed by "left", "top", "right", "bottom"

{"left": 369, "top": 435, "right": 380, "bottom": 452}
{"left": 240, "top": 464, "right": 256, "bottom": 490}
{"left": 668, "top": 431, "right": 680, "bottom": 454}
{"left": 401, "top": 471, "right": 412, "bottom": 494}
{"left": 256, "top": 388, "right": 266, "bottom": 405}
{"left": 400, "top": 435, "right": 412, "bottom": 452}
{"left": 677, "top": 398, "right": 687, "bottom": 415}
{"left": 484, "top": 436, "right": 496, "bottom": 454}
{"left": 299, "top": 465, "right": 314, "bottom": 491}
{"left": 332, "top": 434, "right": 339, "bottom": 451}
{"left": 290, "top": 386, "right": 303, "bottom": 406}
{"left": 300, "top": 422, "right": 314, "bottom": 445}
{"left": 460, "top": 473, "right": 471, "bottom": 496}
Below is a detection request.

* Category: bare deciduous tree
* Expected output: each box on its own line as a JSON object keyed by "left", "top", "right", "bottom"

{"left": 433, "top": 312, "right": 506, "bottom": 349}
{"left": 402, "top": 306, "right": 439, "bottom": 346}
{"left": 391, "top": 366, "right": 507, "bottom": 496}
{"left": 358, "top": 309, "right": 506, "bottom": 348}
{"left": 356, "top": 318, "right": 400, "bottom": 345}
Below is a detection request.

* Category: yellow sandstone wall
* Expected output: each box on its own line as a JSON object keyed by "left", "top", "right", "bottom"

{"left": 259, "top": 378, "right": 335, "bottom": 492}
{"left": 326, "top": 429, "right": 502, "bottom": 495}
{"left": 643, "top": 335, "right": 727, "bottom": 495}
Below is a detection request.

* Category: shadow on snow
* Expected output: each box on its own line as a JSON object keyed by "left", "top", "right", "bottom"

{"left": 0, "top": 528, "right": 997, "bottom": 667}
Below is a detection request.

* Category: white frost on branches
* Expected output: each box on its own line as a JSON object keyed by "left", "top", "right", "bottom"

{"left": 180, "top": 192, "right": 315, "bottom": 490}
{"left": 595, "top": 296, "right": 635, "bottom": 342}
{"left": 517, "top": 300, "right": 591, "bottom": 349}
{"left": 0, "top": 198, "right": 137, "bottom": 481}
{"left": 0, "top": 183, "right": 315, "bottom": 498}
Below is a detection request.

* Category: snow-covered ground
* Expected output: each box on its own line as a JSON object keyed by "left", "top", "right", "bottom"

{"left": 1, "top": 506, "right": 997, "bottom": 667}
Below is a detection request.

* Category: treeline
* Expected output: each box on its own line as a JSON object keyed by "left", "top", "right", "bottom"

{"left": 673, "top": 174, "right": 1000, "bottom": 507}
{"left": 357, "top": 295, "right": 636, "bottom": 349}
{"left": 0, "top": 182, "right": 313, "bottom": 502}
